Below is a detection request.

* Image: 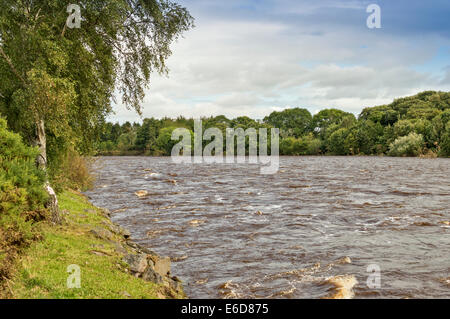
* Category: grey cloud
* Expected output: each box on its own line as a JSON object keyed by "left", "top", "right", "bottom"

{"left": 108, "top": 2, "right": 448, "bottom": 123}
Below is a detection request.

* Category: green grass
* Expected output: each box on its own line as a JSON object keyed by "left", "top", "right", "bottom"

{"left": 9, "top": 190, "right": 177, "bottom": 299}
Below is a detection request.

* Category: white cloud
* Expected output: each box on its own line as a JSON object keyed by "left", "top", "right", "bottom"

{"left": 108, "top": 1, "right": 449, "bottom": 123}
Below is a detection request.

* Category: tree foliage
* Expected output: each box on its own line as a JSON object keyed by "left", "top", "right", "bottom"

{"left": 97, "top": 91, "right": 449, "bottom": 158}
{"left": 388, "top": 132, "right": 425, "bottom": 157}
{"left": 0, "top": 0, "right": 194, "bottom": 168}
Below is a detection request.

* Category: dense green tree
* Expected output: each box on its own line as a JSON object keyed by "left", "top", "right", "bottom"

{"left": 0, "top": 0, "right": 193, "bottom": 210}
{"left": 155, "top": 126, "right": 193, "bottom": 156}
{"left": 413, "top": 119, "right": 434, "bottom": 148}
{"left": 327, "top": 128, "right": 353, "bottom": 155}
{"left": 353, "top": 120, "right": 385, "bottom": 155}
{"left": 94, "top": 91, "right": 450, "bottom": 158}
{"left": 117, "top": 131, "right": 137, "bottom": 152}
{"left": 393, "top": 119, "right": 415, "bottom": 138}
{"left": 312, "top": 109, "right": 356, "bottom": 138}
{"left": 264, "top": 108, "right": 312, "bottom": 138}
{"left": 135, "top": 118, "right": 162, "bottom": 153}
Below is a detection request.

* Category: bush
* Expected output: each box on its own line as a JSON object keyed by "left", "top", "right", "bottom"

{"left": 279, "top": 135, "right": 323, "bottom": 155}
{"left": 439, "top": 125, "right": 450, "bottom": 157}
{"left": 48, "top": 148, "right": 95, "bottom": 192}
{"left": 0, "top": 117, "right": 48, "bottom": 286}
{"left": 303, "top": 134, "right": 322, "bottom": 155}
{"left": 280, "top": 137, "right": 295, "bottom": 155}
{"left": 388, "top": 132, "right": 424, "bottom": 157}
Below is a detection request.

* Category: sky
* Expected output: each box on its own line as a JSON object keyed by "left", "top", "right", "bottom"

{"left": 109, "top": 0, "right": 450, "bottom": 123}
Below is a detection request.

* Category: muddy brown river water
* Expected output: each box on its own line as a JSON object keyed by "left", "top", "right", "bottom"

{"left": 85, "top": 156, "right": 450, "bottom": 298}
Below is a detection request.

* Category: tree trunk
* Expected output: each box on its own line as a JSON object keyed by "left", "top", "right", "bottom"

{"left": 34, "top": 118, "right": 61, "bottom": 224}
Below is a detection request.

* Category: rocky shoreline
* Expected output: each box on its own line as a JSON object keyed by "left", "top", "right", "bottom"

{"left": 89, "top": 206, "right": 184, "bottom": 298}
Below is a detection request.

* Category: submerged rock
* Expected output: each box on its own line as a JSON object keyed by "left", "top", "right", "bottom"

{"left": 335, "top": 256, "right": 352, "bottom": 265}
{"left": 189, "top": 219, "right": 206, "bottom": 227}
{"left": 135, "top": 190, "right": 148, "bottom": 198}
{"left": 166, "top": 179, "right": 177, "bottom": 185}
{"left": 171, "top": 255, "right": 188, "bottom": 262}
{"left": 323, "top": 275, "right": 358, "bottom": 299}
{"left": 195, "top": 278, "right": 208, "bottom": 285}
{"left": 440, "top": 277, "right": 450, "bottom": 286}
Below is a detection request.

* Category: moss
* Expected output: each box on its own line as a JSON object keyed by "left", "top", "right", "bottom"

{"left": 8, "top": 190, "right": 183, "bottom": 299}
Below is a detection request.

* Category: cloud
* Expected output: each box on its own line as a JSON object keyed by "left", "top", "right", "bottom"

{"left": 442, "top": 66, "right": 450, "bottom": 85}
{"left": 108, "top": 0, "right": 450, "bottom": 123}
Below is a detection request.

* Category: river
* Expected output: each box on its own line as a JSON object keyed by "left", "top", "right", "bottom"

{"left": 85, "top": 156, "right": 450, "bottom": 298}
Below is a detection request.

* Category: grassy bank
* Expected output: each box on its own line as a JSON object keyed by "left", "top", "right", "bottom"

{"left": 5, "top": 190, "right": 183, "bottom": 299}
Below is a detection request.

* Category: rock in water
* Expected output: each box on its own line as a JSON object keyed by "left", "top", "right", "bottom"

{"left": 323, "top": 275, "right": 358, "bottom": 299}
{"left": 189, "top": 219, "right": 206, "bottom": 227}
{"left": 135, "top": 190, "right": 148, "bottom": 198}
{"left": 335, "top": 256, "right": 352, "bottom": 264}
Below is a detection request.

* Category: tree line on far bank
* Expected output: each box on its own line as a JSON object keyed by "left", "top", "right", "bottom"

{"left": 97, "top": 91, "right": 450, "bottom": 158}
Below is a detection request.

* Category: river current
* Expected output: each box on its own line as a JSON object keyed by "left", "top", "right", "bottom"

{"left": 85, "top": 156, "right": 450, "bottom": 298}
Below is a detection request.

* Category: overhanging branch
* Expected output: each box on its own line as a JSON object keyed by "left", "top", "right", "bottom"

{"left": 0, "top": 46, "right": 27, "bottom": 87}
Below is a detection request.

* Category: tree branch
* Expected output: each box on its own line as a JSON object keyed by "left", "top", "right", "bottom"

{"left": 61, "top": 23, "right": 67, "bottom": 37}
{"left": 0, "top": 46, "right": 27, "bottom": 87}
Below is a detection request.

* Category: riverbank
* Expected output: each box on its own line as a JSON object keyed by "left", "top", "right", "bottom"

{"left": 4, "top": 190, "right": 184, "bottom": 299}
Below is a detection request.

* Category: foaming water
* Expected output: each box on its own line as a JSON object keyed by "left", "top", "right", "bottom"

{"left": 85, "top": 156, "right": 450, "bottom": 298}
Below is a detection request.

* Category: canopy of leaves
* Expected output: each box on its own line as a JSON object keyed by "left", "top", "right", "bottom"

{"left": 264, "top": 108, "right": 313, "bottom": 138}
{"left": 96, "top": 91, "right": 449, "bottom": 158}
{"left": 0, "top": 0, "right": 194, "bottom": 160}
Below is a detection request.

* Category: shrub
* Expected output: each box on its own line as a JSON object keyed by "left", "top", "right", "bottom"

{"left": 280, "top": 137, "right": 295, "bottom": 155}
{"left": 439, "top": 125, "right": 450, "bottom": 157}
{"left": 303, "top": 134, "right": 322, "bottom": 155}
{"left": 388, "top": 132, "right": 424, "bottom": 157}
{"left": 0, "top": 117, "right": 48, "bottom": 286}
{"left": 48, "top": 148, "right": 95, "bottom": 192}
